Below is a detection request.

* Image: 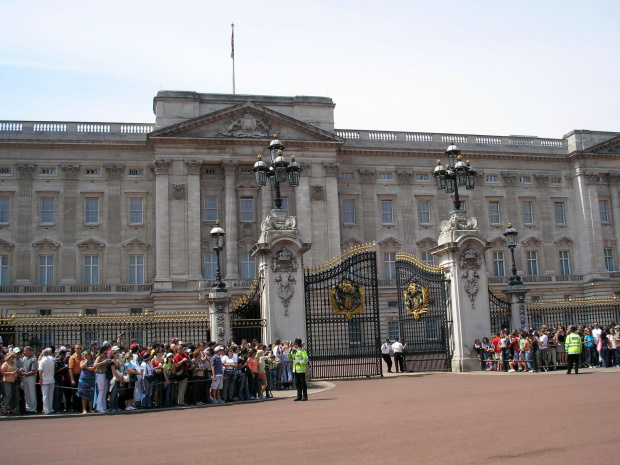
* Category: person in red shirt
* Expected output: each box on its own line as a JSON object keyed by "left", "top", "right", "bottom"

{"left": 491, "top": 333, "right": 501, "bottom": 372}
{"left": 173, "top": 343, "right": 191, "bottom": 405}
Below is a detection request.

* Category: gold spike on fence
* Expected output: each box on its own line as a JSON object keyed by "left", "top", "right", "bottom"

{"left": 529, "top": 295, "right": 620, "bottom": 310}
{"left": 395, "top": 252, "right": 444, "bottom": 273}
{"left": 305, "top": 241, "right": 377, "bottom": 273}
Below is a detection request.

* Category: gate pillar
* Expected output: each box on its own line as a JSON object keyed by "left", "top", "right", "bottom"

{"left": 504, "top": 286, "right": 529, "bottom": 332}
{"left": 250, "top": 210, "right": 311, "bottom": 344}
{"left": 199, "top": 284, "right": 231, "bottom": 345}
{"left": 431, "top": 211, "right": 492, "bottom": 372}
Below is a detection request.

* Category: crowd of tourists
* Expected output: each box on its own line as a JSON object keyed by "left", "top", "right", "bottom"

{"left": 469, "top": 322, "right": 620, "bottom": 372}
{"left": 0, "top": 335, "right": 309, "bottom": 417}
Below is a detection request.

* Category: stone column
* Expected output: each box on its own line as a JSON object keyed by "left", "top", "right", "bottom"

{"left": 59, "top": 165, "right": 80, "bottom": 284}
{"left": 323, "top": 163, "right": 340, "bottom": 259}
{"left": 504, "top": 285, "right": 529, "bottom": 332}
{"left": 431, "top": 210, "right": 492, "bottom": 372}
{"left": 608, "top": 172, "right": 620, "bottom": 262}
{"left": 251, "top": 210, "right": 311, "bottom": 343}
{"left": 14, "top": 164, "right": 35, "bottom": 284}
{"left": 296, "top": 161, "right": 312, "bottom": 264}
{"left": 185, "top": 160, "right": 203, "bottom": 280}
{"left": 104, "top": 165, "right": 123, "bottom": 283}
{"left": 153, "top": 160, "right": 172, "bottom": 290}
{"left": 199, "top": 284, "right": 231, "bottom": 345}
{"left": 222, "top": 161, "right": 239, "bottom": 279}
{"left": 358, "top": 169, "right": 377, "bottom": 243}
{"left": 572, "top": 168, "right": 603, "bottom": 278}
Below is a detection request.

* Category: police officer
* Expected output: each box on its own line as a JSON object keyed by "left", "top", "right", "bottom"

{"left": 565, "top": 325, "right": 582, "bottom": 374}
{"left": 289, "top": 338, "right": 308, "bottom": 401}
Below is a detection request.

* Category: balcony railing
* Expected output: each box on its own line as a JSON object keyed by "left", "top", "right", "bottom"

{"left": 0, "top": 284, "right": 153, "bottom": 294}
{"left": 335, "top": 129, "right": 565, "bottom": 150}
{"left": 0, "top": 121, "right": 155, "bottom": 141}
{"left": 488, "top": 274, "right": 585, "bottom": 284}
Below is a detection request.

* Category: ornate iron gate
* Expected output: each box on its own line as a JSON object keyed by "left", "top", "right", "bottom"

{"left": 230, "top": 277, "right": 266, "bottom": 344}
{"left": 304, "top": 244, "right": 382, "bottom": 379}
{"left": 396, "top": 253, "right": 452, "bottom": 372}
{"left": 489, "top": 287, "right": 511, "bottom": 334}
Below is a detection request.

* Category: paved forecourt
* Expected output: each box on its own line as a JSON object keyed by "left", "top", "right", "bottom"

{"left": 2, "top": 368, "right": 618, "bottom": 465}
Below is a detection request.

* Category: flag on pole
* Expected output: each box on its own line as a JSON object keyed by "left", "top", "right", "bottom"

{"left": 231, "top": 23, "right": 234, "bottom": 59}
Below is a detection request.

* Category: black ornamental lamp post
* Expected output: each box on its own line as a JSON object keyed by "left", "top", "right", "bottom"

{"left": 210, "top": 220, "right": 226, "bottom": 289}
{"left": 503, "top": 223, "right": 523, "bottom": 286}
{"left": 432, "top": 141, "right": 476, "bottom": 211}
{"left": 252, "top": 135, "right": 301, "bottom": 209}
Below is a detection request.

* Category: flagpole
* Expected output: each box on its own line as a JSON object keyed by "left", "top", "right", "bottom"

{"left": 231, "top": 23, "right": 235, "bottom": 95}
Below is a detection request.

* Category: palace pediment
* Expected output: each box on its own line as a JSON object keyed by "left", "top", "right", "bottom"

{"left": 122, "top": 238, "right": 149, "bottom": 250}
{"left": 148, "top": 102, "right": 343, "bottom": 145}
{"left": 583, "top": 134, "right": 620, "bottom": 155}
{"left": 77, "top": 238, "right": 106, "bottom": 249}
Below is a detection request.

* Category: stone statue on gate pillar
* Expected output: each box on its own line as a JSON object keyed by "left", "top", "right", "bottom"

{"left": 250, "top": 209, "right": 311, "bottom": 344}
{"left": 431, "top": 209, "right": 493, "bottom": 372}
{"left": 198, "top": 284, "right": 231, "bottom": 345}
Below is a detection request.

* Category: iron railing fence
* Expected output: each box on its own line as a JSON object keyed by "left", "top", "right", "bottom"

{"left": 0, "top": 312, "right": 210, "bottom": 350}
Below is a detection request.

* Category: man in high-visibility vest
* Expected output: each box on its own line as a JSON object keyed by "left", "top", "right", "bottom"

{"left": 289, "top": 338, "right": 309, "bottom": 401}
{"left": 565, "top": 326, "right": 582, "bottom": 374}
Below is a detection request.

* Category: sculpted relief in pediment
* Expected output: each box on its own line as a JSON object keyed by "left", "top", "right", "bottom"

{"left": 218, "top": 112, "right": 271, "bottom": 138}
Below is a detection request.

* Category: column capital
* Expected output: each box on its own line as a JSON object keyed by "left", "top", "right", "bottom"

{"left": 17, "top": 164, "right": 36, "bottom": 179}
{"left": 358, "top": 169, "right": 376, "bottom": 183}
{"left": 61, "top": 165, "right": 80, "bottom": 180}
{"left": 322, "top": 162, "right": 339, "bottom": 177}
{"left": 105, "top": 164, "right": 124, "bottom": 178}
{"left": 501, "top": 172, "right": 517, "bottom": 184}
{"left": 185, "top": 160, "right": 202, "bottom": 175}
{"left": 396, "top": 170, "right": 413, "bottom": 184}
{"left": 222, "top": 160, "right": 239, "bottom": 176}
{"left": 152, "top": 159, "right": 171, "bottom": 175}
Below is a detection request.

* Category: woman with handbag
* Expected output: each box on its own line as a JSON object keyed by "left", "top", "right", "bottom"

{"left": 190, "top": 349, "right": 206, "bottom": 405}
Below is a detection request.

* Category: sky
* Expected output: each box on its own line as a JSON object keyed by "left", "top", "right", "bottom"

{"left": 1, "top": 0, "right": 618, "bottom": 138}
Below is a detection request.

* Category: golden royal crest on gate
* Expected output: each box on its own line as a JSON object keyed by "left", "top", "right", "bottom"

{"left": 329, "top": 278, "right": 365, "bottom": 321}
{"left": 404, "top": 283, "right": 430, "bottom": 320}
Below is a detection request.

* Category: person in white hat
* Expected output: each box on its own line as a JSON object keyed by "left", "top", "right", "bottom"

{"left": 210, "top": 346, "right": 225, "bottom": 404}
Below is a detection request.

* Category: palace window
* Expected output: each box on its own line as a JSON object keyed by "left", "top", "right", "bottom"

{"left": 493, "top": 251, "right": 505, "bottom": 277}
{"left": 554, "top": 202, "right": 566, "bottom": 225}
{"left": 38, "top": 255, "right": 54, "bottom": 285}
{"left": 421, "top": 252, "right": 435, "bottom": 266}
{"left": 418, "top": 200, "right": 431, "bottom": 224}
{"left": 341, "top": 173, "right": 354, "bottom": 180}
{"left": 129, "top": 255, "right": 144, "bottom": 284}
{"left": 388, "top": 322, "right": 400, "bottom": 341}
{"left": 204, "top": 252, "right": 217, "bottom": 280}
{"left": 129, "top": 198, "right": 143, "bottom": 225}
{"left": 241, "top": 253, "right": 256, "bottom": 279}
{"left": 599, "top": 200, "right": 610, "bottom": 223}
{"left": 84, "top": 255, "right": 99, "bottom": 285}
{"left": 204, "top": 197, "right": 218, "bottom": 222}
{"left": 342, "top": 199, "right": 356, "bottom": 224}
{"left": 0, "top": 197, "right": 9, "bottom": 224}
{"left": 381, "top": 200, "right": 394, "bottom": 224}
{"left": 488, "top": 201, "right": 501, "bottom": 224}
{"left": 378, "top": 173, "right": 393, "bottom": 180}
{"left": 526, "top": 251, "right": 539, "bottom": 276}
{"left": 40, "top": 197, "right": 55, "bottom": 224}
{"left": 85, "top": 198, "right": 99, "bottom": 224}
{"left": 522, "top": 201, "right": 534, "bottom": 224}
{"left": 240, "top": 198, "right": 254, "bottom": 223}
{"left": 384, "top": 252, "right": 396, "bottom": 279}
{"left": 559, "top": 250, "right": 570, "bottom": 275}
{"left": 0, "top": 256, "right": 7, "bottom": 285}
{"left": 604, "top": 248, "right": 615, "bottom": 271}
{"left": 348, "top": 321, "right": 362, "bottom": 346}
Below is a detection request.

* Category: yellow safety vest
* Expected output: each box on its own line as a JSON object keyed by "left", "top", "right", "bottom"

{"left": 565, "top": 333, "right": 582, "bottom": 354}
{"left": 289, "top": 348, "right": 309, "bottom": 374}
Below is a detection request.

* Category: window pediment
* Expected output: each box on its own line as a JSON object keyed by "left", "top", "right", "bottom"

{"left": 32, "top": 238, "right": 61, "bottom": 250}
{"left": 521, "top": 236, "right": 543, "bottom": 248}
{"left": 553, "top": 236, "right": 574, "bottom": 247}
{"left": 77, "top": 238, "right": 106, "bottom": 249}
{"left": 0, "top": 238, "right": 15, "bottom": 250}
{"left": 122, "top": 238, "right": 149, "bottom": 250}
{"left": 378, "top": 236, "right": 402, "bottom": 249}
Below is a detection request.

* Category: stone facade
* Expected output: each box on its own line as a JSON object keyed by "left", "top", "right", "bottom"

{"left": 1, "top": 92, "right": 619, "bottom": 341}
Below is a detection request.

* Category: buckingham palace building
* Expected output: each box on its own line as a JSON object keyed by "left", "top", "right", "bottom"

{"left": 0, "top": 91, "right": 619, "bottom": 324}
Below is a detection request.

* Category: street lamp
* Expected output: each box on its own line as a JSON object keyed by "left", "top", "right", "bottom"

{"left": 432, "top": 141, "right": 476, "bottom": 211}
{"left": 210, "top": 220, "right": 226, "bottom": 289}
{"left": 252, "top": 134, "right": 301, "bottom": 209}
{"left": 503, "top": 223, "right": 523, "bottom": 286}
